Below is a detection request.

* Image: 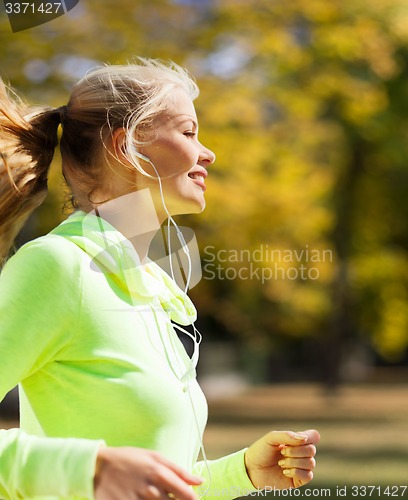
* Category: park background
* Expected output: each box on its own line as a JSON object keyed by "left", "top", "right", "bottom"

{"left": 0, "top": 0, "right": 408, "bottom": 496}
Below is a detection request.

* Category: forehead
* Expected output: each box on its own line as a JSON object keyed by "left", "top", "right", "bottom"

{"left": 165, "top": 88, "right": 197, "bottom": 122}
{"left": 150, "top": 88, "right": 198, "bottom": 133}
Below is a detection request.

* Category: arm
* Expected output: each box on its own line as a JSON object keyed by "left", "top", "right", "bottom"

{"left": 0, "top": 237, "right": 103, "bottom": 499}
{"left": 0, "top": 429, "right": 102, "bottom": 499}
{"left": 193, "top": 449, "right": 256, "bottom": 500}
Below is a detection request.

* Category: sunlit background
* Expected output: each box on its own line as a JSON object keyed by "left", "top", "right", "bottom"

{"left": 1, "top": 0, "right": 408, "bottom": 495}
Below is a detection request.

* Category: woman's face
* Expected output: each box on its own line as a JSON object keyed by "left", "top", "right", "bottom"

{"left": 137, "top": 88, "right": 216, "bottom": 218}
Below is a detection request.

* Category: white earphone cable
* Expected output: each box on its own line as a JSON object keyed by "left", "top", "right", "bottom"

{"left": 135, "top": 152, "right": 211, "bottom": 496}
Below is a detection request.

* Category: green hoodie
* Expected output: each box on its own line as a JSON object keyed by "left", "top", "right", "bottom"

{"left": 0, "top": 211, "right": 256, "bottom": 499}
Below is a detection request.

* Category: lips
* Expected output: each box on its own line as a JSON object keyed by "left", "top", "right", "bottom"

{"left": 188, "top": 168, "right": 207, "bottom": 191}
{"left": 188, "top": 167, "right": 208, "bottom": 181}
{"left": 188, "top": 173, "right": 205, "bottom": 182}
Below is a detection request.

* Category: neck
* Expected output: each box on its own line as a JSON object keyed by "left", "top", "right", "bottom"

{"left": 92, "top": 188, "right": 163, "bottom": 263}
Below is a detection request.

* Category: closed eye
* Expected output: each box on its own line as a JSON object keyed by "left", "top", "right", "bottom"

{"left": 184, "top": 131, "right": 196, "bottom": 138}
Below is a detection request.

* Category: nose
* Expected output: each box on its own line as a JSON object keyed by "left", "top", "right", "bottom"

{"left": 199, "top": 143, "right": 216, "bottom": 166}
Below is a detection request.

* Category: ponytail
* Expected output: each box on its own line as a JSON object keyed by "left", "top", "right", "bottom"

{"left": 0, "top": 79, "right": 61, "bottom": 266}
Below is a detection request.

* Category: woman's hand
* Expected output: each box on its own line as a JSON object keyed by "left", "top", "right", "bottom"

{"left": 244, "top": 429, "right": 320, "bottom": 490}
{"left": 94, "top": 446, "right": 203, "bottom": 500}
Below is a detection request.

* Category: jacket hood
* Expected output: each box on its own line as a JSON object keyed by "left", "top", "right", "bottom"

{"left": 50, "top": 210, "right": 197, "bottom": 325}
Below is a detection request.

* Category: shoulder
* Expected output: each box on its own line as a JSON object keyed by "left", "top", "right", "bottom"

{"left": 1, "top": 233, "right": 85, "bottom": 284}
{"left": 17, "top": 233, "right": 81, "bottom": 259}
{"left": 0, "top": 234, "right": 87, "bottom": 317}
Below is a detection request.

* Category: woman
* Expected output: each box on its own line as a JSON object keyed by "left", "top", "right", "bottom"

{"left": 0, "top": 58, "right": 319, "bottom": 500}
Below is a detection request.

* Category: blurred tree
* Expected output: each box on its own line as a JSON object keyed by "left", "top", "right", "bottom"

{"left": 1, "top": 0, "right": 408, "bottom": 385}
{"left": 186, "top": 0, "right": 408, "bottom": 385}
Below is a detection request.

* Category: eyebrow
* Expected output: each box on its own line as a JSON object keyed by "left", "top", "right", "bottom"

{"left": 174, "top": 116, "right": 198, "bottom": 130}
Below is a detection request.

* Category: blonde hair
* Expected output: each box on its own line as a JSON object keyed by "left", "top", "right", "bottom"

{"left": 0, "top": 58, "right": 199, "bottom": 265}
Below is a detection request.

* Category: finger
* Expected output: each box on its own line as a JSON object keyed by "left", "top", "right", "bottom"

{"left": 144, "top": 484, "right": 168, "bottom": 500}
{"left": 282, "top": 467, "right": 314, "bottom": 485}
{"left": 263, "top": 431, "right": 309, "bottom": 447}
{"left": 153, "top": 454, "right": 203, "bottom": 486}
{"left": 278, "top": 457, "right": 316, "bottom": 471}
{"left": 296, "top": 429, "right": 320, "bottom": 444}
{"left": 153, "top": 469, "right": 198, "bottom": 500}
{"left": 280, "top": 444, "right": 316, "bottom": 458}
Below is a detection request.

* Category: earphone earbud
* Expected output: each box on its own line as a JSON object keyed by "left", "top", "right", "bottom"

{"left": 119, "top": 140, "right": 150, "bottom": 164}
{"left": 134, "top": 150, "right": 151, "bottom": 163}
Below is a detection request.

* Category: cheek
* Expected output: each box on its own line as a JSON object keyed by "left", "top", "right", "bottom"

{"left": 161, "top": 153, "right": 196, "bottom": 178}
{"left": 156, "top": 148, "right": 193, "bottom": 175}
{"left": 171, "top": 172, "right": 191, "bottom": 190}
{"left": 146, "top": 136, "right": 197, "bottom": 177}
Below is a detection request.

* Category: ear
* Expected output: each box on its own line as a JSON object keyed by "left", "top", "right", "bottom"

{"left": 111, "top": 127, "right": 128, "bottom": 163}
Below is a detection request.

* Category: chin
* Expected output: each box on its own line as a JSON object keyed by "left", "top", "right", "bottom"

{"left": 171, "top": 198, "right": 206, "bottom": 216}
{"left": 189, "top": 197, "right": 206, "bottom": 214}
